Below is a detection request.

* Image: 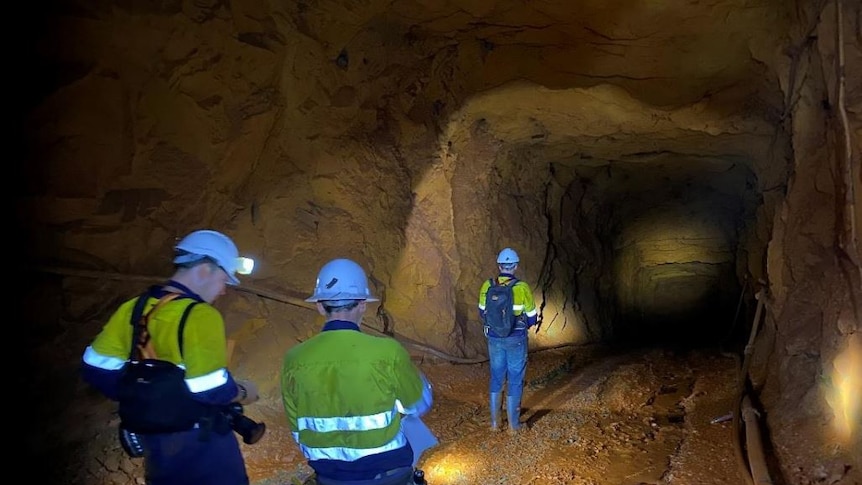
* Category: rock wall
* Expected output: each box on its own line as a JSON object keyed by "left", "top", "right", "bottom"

{"left": 751, "top": 2, "right": 862, "bottom": 482}
{"left": 13, "top": 0, "right": 862, "bottom": 483}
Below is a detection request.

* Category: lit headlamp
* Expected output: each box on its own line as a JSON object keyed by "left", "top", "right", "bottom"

{"left": 236, "top": 257, "right": 255, "bottom": 275}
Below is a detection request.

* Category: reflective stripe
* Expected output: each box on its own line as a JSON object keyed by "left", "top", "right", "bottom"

{"left": 82, "top": 346, "right": 125, "bottom": 370}
{"left": 525, "top": 308, "right": 538, "bottom": 317}
{"left": 185, "top": 368, "right": 229, "bottom": 393}
{"left": 478, "top": 303, "right": 486, "bottom": 310}
{"left": 82, "top": 346, "right": 188, "bottom": 371}
{"left": 297, "top": 408, "right": 396, "bottom": 432}
{"left": 296, "top": 431, "right": 408, "bottom": 462}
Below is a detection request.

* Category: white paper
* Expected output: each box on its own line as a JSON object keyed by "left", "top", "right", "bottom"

{"left": 401, "top": 415, "right": 439, "bottom": 467}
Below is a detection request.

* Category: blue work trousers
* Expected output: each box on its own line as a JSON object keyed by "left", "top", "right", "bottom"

{"left": 142, "top": 428, "right": 248, "bottom": 485}
{"left": 487, "top": 334, "right": 527, "bottom": 400}
{"left": 314, "top": 467, "right": 415, "bottom": 485}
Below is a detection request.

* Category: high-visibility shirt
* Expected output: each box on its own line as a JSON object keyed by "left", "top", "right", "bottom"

{"left": 281, "top": 320, "right": 433, "bottom": 481}
{"left": 81, "top": 286, "right": 237, "bottom": 405}
{"left": 477, "top": 273, "right": 539, "bottom": 336}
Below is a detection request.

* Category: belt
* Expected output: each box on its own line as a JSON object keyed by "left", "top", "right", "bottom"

{"left": 315, "top": 467, "right": 414, "bottom": 485}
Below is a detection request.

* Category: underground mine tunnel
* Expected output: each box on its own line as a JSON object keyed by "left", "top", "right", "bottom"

{"left": 14, "top": 0, "right": 860, "bottom": 484}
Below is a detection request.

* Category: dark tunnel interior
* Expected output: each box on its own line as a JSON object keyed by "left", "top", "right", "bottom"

{"left": 546, "top": 155, "right": 759, "bottom": 349}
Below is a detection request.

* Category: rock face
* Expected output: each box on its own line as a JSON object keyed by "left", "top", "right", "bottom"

{"left": 14, "top": 0, "right": 860, "bottom": 484}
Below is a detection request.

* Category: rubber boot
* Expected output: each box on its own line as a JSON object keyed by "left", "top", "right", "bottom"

{"left": 507, "top": 395, "right": 521, "bottom": 433}
{"left": 490, "top": 392, "right": 502, "bottom": 431}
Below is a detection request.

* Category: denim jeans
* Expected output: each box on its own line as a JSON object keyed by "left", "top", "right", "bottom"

{"left": 487, "top": 333, "right": 527, "bottom": 400}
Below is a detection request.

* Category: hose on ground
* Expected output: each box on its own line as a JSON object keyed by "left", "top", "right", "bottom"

{"left": 731, "top": 286, "right": 772, "bottom": 485}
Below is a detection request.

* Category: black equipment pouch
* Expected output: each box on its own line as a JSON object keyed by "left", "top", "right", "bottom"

{"left": 117, "top": 292, "right": 207, "bottom": 434}
{"left": 117, "top": 358, "right": 208, "bottom": 433}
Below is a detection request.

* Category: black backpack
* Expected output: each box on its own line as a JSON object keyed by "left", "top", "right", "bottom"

{"left": 117, "top": 291, "right": 210, "bottom": 434}
{"left": 484, "top": 277, "right": 518, "bottom": 337}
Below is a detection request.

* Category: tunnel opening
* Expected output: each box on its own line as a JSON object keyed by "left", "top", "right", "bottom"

{"left": 552, "top": 154, "right": 760, "bottom": 350}
{"left": 444, "top": 79, "right": 777, "bottom": 353}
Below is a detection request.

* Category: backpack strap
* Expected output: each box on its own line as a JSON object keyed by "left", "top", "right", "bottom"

{"left": 134, "top": 293, "right": 181, "bottom": 359}
{"left": 508, "top": 278, "right": 527, "bottom": 327}
{"left": 129, "top": 293, "right": 198, "bottom": 360}
{"left": 177, "top": 302, "right": 199, "bottom": 357}
{"left": 129, "top": 290, "right": 153, "bottom": 332}
{"left": 128, "top": 291, "right": 154, "bottom": 360}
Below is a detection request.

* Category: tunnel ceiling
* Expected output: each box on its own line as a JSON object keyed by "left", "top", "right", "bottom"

{"left": 334, "top": 0, "right": 788, "bottom": 172}
{"left": 303, "top": 0, "right": 787, "bottom": 104}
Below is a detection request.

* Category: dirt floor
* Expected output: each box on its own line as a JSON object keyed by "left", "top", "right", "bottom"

{"left": 244, "top": 345, "right": 746, "bottom": 485}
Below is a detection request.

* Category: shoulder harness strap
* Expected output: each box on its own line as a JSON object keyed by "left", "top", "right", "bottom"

{"left": 177, "top": 301, "right": 199, "bottom": 357}
{"left": 129, "top": 293, "right": 199, "bottom": 360}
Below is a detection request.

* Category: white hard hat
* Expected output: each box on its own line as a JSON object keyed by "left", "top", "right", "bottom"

{"left": 306, "top": 258, "right": 379, "bottom": 302}
{"left": 497, "top": 247, "right": 520, "bottom": 264}
{"left": 173, "top": 230, "right": 254, "bottom": 286}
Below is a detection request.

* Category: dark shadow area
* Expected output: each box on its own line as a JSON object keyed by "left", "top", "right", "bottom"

{"left": 616, "top": 276, "right": 743, "bottom": 348}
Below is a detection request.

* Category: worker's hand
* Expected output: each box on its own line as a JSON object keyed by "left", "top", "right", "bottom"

{"left": 235, "top": 379, "right": 260, "bottom": 405}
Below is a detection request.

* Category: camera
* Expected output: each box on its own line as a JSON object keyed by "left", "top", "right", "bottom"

{"left": 222, "top": 402, "right": 266, "bottom": 444}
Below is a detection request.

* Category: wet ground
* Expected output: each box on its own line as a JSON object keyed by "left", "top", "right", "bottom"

{"left": 244, "top": 345, "right": 743, "bottom": 485}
